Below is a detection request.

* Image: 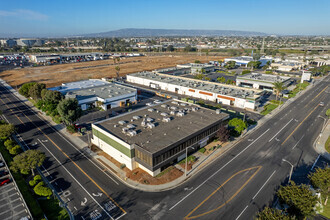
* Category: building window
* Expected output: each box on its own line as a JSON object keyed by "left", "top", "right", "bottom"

{"left": 136, "top": 149, "right": 152, "bottom": 166}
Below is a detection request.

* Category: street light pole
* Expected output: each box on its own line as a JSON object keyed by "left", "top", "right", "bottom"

{"left": 185, "top": 146, "right": 195, "bottom": 177}
{"left": 282, "top": 159, "right": 294, "bottom": 184}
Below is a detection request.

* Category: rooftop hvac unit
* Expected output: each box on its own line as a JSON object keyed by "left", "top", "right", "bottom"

{"left": 118, "top": 120, "right": 126, "bottom": 125}
{"left": 141, "top": 119, "right": 146, "bottom": 126}
{"left": 177, "top": 112, "right": 185, "bottom": 117}
{"left": 146, "top": 117, "right": 154, "bottom": 122}
{"left": 127, "top": 124, "right": 136, "bottom": 129}
{"left": 122, "top": 127, "right": 129, "bottom": 133}
{"left": 180, "top": 103, "right": 186, "bottom": 106}
{"left": 148, "top": 108, "right": 155, "bottom": 112}
{"left": 161, "top": 104, "right": 168, "bottom": 108}
{"left": 132, "top": 115, "right": 141, "bottom": 120}
{"left": 216, "top": 109, "right": 221, "bottom": 114}
{"left": 162, "top": 117, "right": 171, "bottom": 122}
{"left": 171, "top": 101, "right": 179, "bottom": 105}
{"left": 170, "top": 106, "right": 178, "bottom": 110}
{"left": 191, "top": 107, "right": 198, "bottom": 111}
{"left": 127, "top": 130, "right": 137, "bottom": 137}
{"left": 147, "top": 123, "right": 155, "bottom": 129}
{"left": 114, "top": 124, "right": 118, "bottom": 128}
{"left": 160, "top": 112, "right": 169, "bottom": 117}
{"left": 170, "top": 111, "right": 176, "bottom": 115}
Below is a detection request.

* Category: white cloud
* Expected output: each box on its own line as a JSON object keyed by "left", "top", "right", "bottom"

{"left": 0, "top": 9, "right": 48, "bottom": 21}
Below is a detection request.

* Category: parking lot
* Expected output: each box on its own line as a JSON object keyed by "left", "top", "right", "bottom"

{"left": 0, "top": 154, "right": 31, "bottom": 220}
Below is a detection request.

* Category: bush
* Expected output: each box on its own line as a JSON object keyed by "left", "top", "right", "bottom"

{"left": 29, "top": 175, "right": 42, "bottom": 186}
{"left": 9, "top": 145, "right": 21, "bottom": 155}
{"left": 242, "top": 70, "right": 251, "bottom": 75}
{"left": 120, "top": 164, "right": 126, "bottom": 169}
{"left": 4, "top": 139, "right": 15, "bottom": 149}
{"left": 198, "top": 148, "right": 206, "bottom": 153}
{"left": 34, "top": 182, "right": 52, "bottom": 198}
{"left": 66, "top": 125, "right": 76, "bottom": 134}
{"left": 326, "top": 109, "right": 330, "bottom": 118}
{"left": 19, "top": 82, "right": 36, "bottom": 97}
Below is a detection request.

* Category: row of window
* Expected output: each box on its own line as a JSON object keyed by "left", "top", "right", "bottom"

{"left": 136, "top": 149, "right": 152, "bottom": 166}
{"left": 153, "top": 124, "right": 220, "bottom": 166}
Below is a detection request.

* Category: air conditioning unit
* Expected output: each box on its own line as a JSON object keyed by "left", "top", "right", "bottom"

{"left": 162, "top": 117, "right": 171, "bottom": 122}
{"left": 147, "top": 123, "right": 155, "bottom": 129}
{"left": 160, "top": 112, "right": 169, "bottom": 117}
{"left": 177, "top": 112, "right": 185, "bottom": 117}
{"left": 118, "top": 120, "right": 126, "bottom": 125}
{"left": 127, "top": 130, "right": 137, "bottom": 136}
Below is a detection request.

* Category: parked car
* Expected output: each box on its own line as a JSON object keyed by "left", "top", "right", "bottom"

{"left": 0, "top": 178, "right": 10, "bottom": 186}
{"left": 0, "top": 161, "right": 4, "bottom": 168}
{"left": 0, "top": 170, "right": 8, "bottom": 177}
{"left": 146, "top": 102, "right": 153, "bottom": 106}
{"left": 319, "top": 102, "right": 324, "bottom": 107}
{"left": 153, "top": 100, "right": 162, "bottom": 104}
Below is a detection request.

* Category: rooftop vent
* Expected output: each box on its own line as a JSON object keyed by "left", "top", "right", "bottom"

{"left": 122, "top": 127, "right": 129, "bottom": 133}
{"left": 147, "top": 123, "right": 155, "bottom": 129}
{"left": 127, "top": 124, "right": 136, "bottom": 129}
{"left": 160, "top": 112, "right": 169, "bottom": 117}
{"left": 170, "top": 111, "right": 176, "bottom": 115}
{"left": 180, "top": 103, "right": 186, "bottom": 106}
{"left": 170, "top": 106, "right": 178, "bottom": 110}
{"left": 132, "top": 115, "right": 141, "bottom": 120}
{"left": 216, "top": 109, "right": 221, "bottom": 114}
{"left": 148, "top": 108, "right": 154, "bottom": 112}
{"left": 118, "top": 120, "right": 127, "bottom": 125}
{"left": 141, "top": 119, "right": 146, "bottom": 126}
{"left": 177, "top": 112, "right": 185, "bottom": 117}
{"left": 161, "top": 104, "right": 168, "bottom": 108}
{"left": 146, "top": 117, "right": 154, "bottom": 122}
{"left": 127, "top": 130, "right": 137, "bottom": 137}
{"left": 171, "top": 101, "right": 179, "bottom": 105}
{"left": 162, "top": 117, "right": 171, "bottom": 122}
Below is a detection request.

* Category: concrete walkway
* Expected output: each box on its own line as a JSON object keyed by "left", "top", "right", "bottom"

{"left": 314, "top": 119, "right": 330, "bottom": 161}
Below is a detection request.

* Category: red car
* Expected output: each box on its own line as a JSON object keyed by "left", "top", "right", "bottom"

{"left": 0, "top": 178, "right": 10, "bottom": 186}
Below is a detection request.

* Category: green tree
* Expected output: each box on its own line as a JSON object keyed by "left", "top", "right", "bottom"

{"left": 0, "top": 123, "right": 15, "bottom": 139}
{"left": 33, "top": 182, "right": 52, "bottom": 198}
{"left": 29, "top": 175, "right": 42, "bottom": 187}
{"left": 217, "top": 76, "right": 226, "bottom": 83}
{"left": 273, "top": 82, "right": 285, "bottom": 101}
{"left": 57, "top": 98, "right": 82, "bottom": 125}
{"left": 9, "top": 145, "right": 21, "bottom": 155}
{"left": 247, "top": 61, "right": 262, "bottom": 70}
{"left": 308, "top": 167, "right": 330, "bottom": 205}
{"left": 43, "top": 90, "right": 62, "bottom": 104}
{"left": 167, "top": 45, "right": 174, "bottom": 52}
{"left": 326, "top": 109, "right": 330, "bottom": 118}
{"left": 194, "top": 74, "right": 204, "bottom": 80}
{"left": 228, "top": 118, "right": 247, "bottom": 135}
{"left": 257, "top": 207, "right": 293, "bottom": 220}
{"left": 226, "top": 79, "right": 235, "bottom": 85}
{"left": 277, "top": 181, "right": 317, "bottom": 219}
{"left": 241, "top": 70, "right": 251, "bottom": 75}
{"left": 194, "top": 60, "right": 201, "bottom": 63}
{"left": 19, "top": 82, "right": 36, "bottom": 97}
{"left": 204, "top": 77, "right": 211, "bottom": 81}
{"left": 225, "top": 61, "right": 236, "bottom": 69}
{"left": 29, "top": 83, "right": 46, "bottom": 100}
{"left": 216, "top": 124, "right": 229, "bottom": 143}
{"left": 10, "top": 150, "right": 46, "bottom": 176}
{"left": 115, "top": 65, "right": 121, "bottom": 79}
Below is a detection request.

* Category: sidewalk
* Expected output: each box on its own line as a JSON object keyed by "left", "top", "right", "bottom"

{"left": 314, "top": 120, "right": 330, "bottom": 161}
{"left": 0, "top": 76, "right": 325, "bottom": 192}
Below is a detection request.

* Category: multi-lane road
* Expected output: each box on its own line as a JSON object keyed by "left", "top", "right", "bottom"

{"left": 0, "top": 75, "right": 329, "bottom": 220}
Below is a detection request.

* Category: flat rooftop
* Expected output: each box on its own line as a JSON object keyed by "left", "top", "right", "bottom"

{"left": 237, "top": 73, "right": 291, "bottom": 83}
{"left": 129, "top": 72, "right": 259, "bottom": 99}
{"left": 226, "top": 56, "right": 254, "bottom": 62}
{"left": 94, "top": 100, "right": 228, "bottom": 154}
{"left": 66, "top": 83, "right": 136, "bottom": 101}
{"left": 49, "top": 79, "right": 110, "bottom": 94}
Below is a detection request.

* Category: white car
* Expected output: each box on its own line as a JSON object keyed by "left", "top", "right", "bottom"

{"left": 153, "top": 100, "right": 162, "bottom": 104}
{"left": 319, "top": 102, "right": 324, "bottom": 107}
{"left": 146, "top": 102, "right": 153, "bottom": 106}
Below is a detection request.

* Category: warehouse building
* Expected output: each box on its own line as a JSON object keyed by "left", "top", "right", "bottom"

{"left": 236, "top": 73, "right": 292, "bottom": 91}
{"left": 224, "top": 56, "right": 272, "bottom": 67}
{"left": 176, "top": 63, "right": 215, "bottom": 74}
{"left": 50, "top": 79, "right": 137, "bottom": 110}
{"left": 127, "top": 72, "right": 261, "bottom": 110}
{"left": 91, "top": 100, "right": 229, "bottom": 176}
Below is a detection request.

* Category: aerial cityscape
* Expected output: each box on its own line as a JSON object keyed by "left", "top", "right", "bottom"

{"left": 0, "top": 0, "right": 329, "bottom": 220}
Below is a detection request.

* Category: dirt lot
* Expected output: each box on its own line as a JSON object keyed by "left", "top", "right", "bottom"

{"left": 0, "top": 55, "right": 225, "bottom": 88}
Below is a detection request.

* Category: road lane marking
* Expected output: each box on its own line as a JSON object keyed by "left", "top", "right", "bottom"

{"left": 292, "top": 135, "right": 305, "bottom": 150}
{"left": 169, "top": 128, "right": 270, "bottom": 211}
{"left": 252, "top": 170, "right": 276, "bottom": 200}
{"left": 185, "top": 166, "right": 262, "bottom": 219}
{"left": 304, "top": 86, "right": 328, "bottom": 108}
{"left": 0, "top": 96, "right": 25, "bottom": 124}
{"left": 282, "top": 104, "right": 319, "bottom": 145}
{"left": 268, "top": 119, "right": 293, "bottom": 142}
{"left": 38, "top": 139, "right": 115, "bottom": 220}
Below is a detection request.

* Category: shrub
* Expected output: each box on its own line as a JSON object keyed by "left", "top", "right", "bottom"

{"left": 29, "top": 175, "right": 42, "bottom": 186}
{"left": 326, "top": 109, "right": 330, "bottom": 118}
{"left": 66, "top": 125, "right": 76, "bottom": 134}
{"left": 9, "top": 145, "right": 21, "bottom": 155}
{"left": 33, "top": 182, "right": 52, "bottom": 199}
{"left": 4, "top": 139, "right": 15, "bottom": 149}
{"left": 19, "top": 82, "right": 36, "bottom": 97}
{"left": 198, "top": 148, "right": 206, "bottom": 153}
{"left": 242, "top": 70, "right": 251, "bottom": 75}
{"left": 120, "top": 164, "right": 126, "bottom": 169}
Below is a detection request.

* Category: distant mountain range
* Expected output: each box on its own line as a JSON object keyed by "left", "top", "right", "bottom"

{"left": 83, "top": 28, "right": 268, "bottom": 37}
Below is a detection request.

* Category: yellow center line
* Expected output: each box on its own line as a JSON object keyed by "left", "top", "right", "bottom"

{"left": 0, "top": 97, "right": 25, "bottom": 125}
{"left": 185, "top": 166, "right": 262, "bottom": 219}
{"left": 304, "top": 86, "right": 328, "bottom": 108}
{"left": 1, "top": 91, "right": 126, "bottom": 214}
{"left": 282, "top": 104, "right": 319, "bottom": 146}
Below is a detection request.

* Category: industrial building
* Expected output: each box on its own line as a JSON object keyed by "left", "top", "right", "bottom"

{"left": 50, "top": 79, "right": 137, "bottom": 110}
{"left": 91, "top": 100, "right": 229, "bottom": 176}
{"left": 224, "top": 56, "right": 272, "bottom": 67}
{"left": 270, "top": 61, "right": 304, "bottom": 72}
{"left": 127, "top": 72, "right": 262, "bottom": 110}
{"left": 16, "top": 38, "right": 45, "bottom": 47}
{"left": 176, "top": 63, "right": 215, "bottom": 74}
{"left": 236, "top": 73, "right": 292, "bottom": 90}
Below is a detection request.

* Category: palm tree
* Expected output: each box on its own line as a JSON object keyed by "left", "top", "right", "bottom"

{"left": 272, "top": 81, "right": 285, "bottom": 102}
{"left": 115, "top": 65, "right": 120, "bottom": 79}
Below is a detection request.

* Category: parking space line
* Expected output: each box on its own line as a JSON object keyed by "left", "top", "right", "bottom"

{"left": 0, "top": 187, "right": 15, "bottom": 196}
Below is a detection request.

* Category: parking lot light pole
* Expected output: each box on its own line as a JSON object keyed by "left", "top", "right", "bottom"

{"left": 185, "top": 146, "right": 195, "bottom": 177}
{"left": 282, "top": 159, "right": 294, "bottom": 184}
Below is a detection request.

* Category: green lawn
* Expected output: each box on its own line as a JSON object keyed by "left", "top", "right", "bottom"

{"left": 261, "top": 104, "right": 278, "bottom": 115}
{"left": 325, "top": 135, "right": 330, "bottom": 153}
{"left": 178, "top": 155, "right": 197, "bottom": 164}
{"left": 289, "top": 82, "right": 310, "bottom": 98}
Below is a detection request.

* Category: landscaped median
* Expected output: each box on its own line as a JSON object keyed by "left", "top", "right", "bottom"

{"left": 260, "top": 100, "right": 283, "bottom": 115}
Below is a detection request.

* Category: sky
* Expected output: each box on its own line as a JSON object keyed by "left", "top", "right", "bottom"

{"left": 0, "top": 0, "right": 329, "bottom": 37}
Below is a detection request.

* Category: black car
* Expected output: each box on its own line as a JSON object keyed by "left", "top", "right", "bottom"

{"left": 0, "top": 170, "right": 8, "bottom": 177}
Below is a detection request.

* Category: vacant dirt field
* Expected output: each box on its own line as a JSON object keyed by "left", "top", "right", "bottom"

{"left": 0, "top": 55, "right": 225, "bottom": 88}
